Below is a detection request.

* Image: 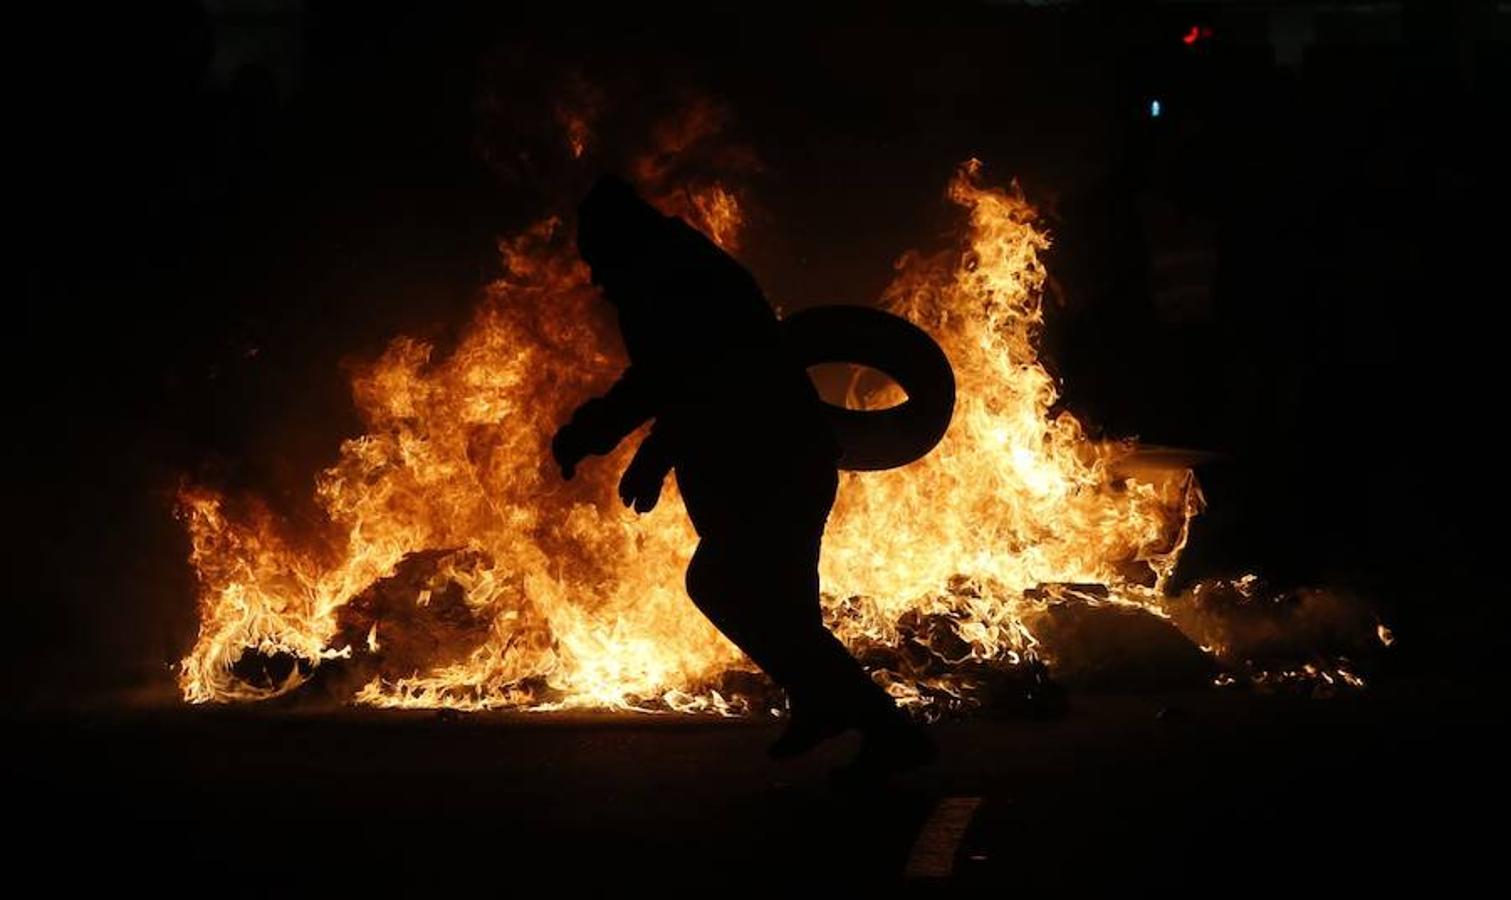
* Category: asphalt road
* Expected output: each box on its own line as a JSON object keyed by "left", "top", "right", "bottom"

{"left": 8, "top": 683, "right": 1502, "bottom": 893}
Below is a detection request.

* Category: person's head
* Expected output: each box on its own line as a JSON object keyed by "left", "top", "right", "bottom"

{"left": 577, "top": 175, "right": 669, "bottom": 294}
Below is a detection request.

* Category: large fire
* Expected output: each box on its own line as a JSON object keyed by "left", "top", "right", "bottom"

{"left": 174, "top": 105, "right": 1375, "bottom": 713}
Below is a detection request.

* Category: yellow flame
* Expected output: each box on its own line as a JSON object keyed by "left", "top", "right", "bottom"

{"left": 176, "top": 159, "right": 1202, "bottom": 711}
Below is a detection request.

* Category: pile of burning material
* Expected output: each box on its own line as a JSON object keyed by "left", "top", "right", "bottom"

{"left": 1023, "top": 584, "right": 1218, "bottom": 692}
{"left": 828, "top": 588, "right": 1065, "bottom": 722}
{"left": 173, "top": 97, "right": 1388, "bottom": 716}
{"left": 1165, "top": 575, "right": 1391, "bottom": 696}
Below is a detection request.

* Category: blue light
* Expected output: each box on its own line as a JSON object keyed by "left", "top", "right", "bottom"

{"left": 1150, "top": 99, "right": 1162, "bottom": 118}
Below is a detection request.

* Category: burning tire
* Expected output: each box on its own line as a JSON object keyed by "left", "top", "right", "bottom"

{"left": 782, "top": 305, "right": 956, "bottom": 471}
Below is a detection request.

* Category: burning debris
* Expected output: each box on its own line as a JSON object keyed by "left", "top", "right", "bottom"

{"left": 1165, "top": 575, "right": 1388, "bottom": 696}
{"left": 173, "top": 97, "right": 1387, "bottom": 716}
{"left": 1026, "top": 585, "right": 1218, "bottom": 692}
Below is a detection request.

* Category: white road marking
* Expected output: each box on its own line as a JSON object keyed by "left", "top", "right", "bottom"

{"left": 905, "top": 796, "right": 982, "bottom": 878}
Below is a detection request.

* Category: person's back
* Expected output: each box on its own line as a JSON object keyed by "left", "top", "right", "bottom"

{"left": 578, "top": 181, "right": 837, "bottom": 481}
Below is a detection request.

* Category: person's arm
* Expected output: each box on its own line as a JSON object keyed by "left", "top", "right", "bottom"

{"left": 617, "top": 422, "right": 674, "bottom": 513}
{"left": 551, "top": 365, "right": 656, "bottom": 479}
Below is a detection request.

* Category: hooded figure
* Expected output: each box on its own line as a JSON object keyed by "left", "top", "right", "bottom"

{"left": 552, "top": 176, "right": 935, "bottom": 781}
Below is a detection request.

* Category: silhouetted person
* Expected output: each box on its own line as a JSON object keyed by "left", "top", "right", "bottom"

{"left": 552, "top": 176, "right": 935, "bottom": 782}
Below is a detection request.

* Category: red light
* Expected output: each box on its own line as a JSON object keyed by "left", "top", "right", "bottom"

{"left": 1182, "top": 25, "right": 1213, "bottom": 46}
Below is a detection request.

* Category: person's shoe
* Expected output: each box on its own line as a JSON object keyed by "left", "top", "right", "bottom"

{"left": 828, "top": 722, "right": 938, "bottom": 790}
{"left": 767, "top": 712, "right": 850, "bottom": 760}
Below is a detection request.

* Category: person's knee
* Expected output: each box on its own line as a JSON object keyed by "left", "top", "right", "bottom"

{"left": 685, "top": 544, "right": 731, "bottom": 605}
{"left": 685, "top": 561, "right": 713, "bottom": 605}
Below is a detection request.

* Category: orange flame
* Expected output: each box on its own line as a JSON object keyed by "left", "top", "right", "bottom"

{"left": 176, "top": 67, "right": 1282, "bottom": 707}
{"left": 176, "top": 152, "right": 1215, "bottom": 712}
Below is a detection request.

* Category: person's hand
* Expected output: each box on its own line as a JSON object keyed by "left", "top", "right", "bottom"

{"left": 617, "top": 450, "right": 667, "bottom": 514}
{"left": 551, "top": 423, "right": 588, "bottom": 480}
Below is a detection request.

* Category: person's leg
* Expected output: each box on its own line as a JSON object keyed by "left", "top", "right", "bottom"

{"left": 682, "top": 460, "right": 933, "bottom": 771}
{"left": 686, "top": 534, "right": 848, "bottom": 755}
{"left": 686, "top": 529, "right": 909, "bottom": 753}
{"left": 685, "top": 539, "right": 812, "bottom": 692}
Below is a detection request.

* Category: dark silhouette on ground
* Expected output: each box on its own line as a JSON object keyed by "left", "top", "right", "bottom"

{"left": 551, "top": 175, "right": 935, "bottom": 782}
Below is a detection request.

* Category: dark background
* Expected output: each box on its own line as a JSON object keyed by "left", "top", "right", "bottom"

{"left": 16, "top": 0, "right": 1508, "bottom": 706}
